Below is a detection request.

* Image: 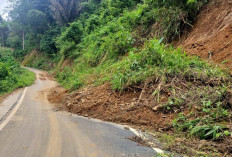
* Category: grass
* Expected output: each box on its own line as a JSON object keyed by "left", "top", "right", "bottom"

{"left": 155, "top": 132, "right": 224, "bottom": 157}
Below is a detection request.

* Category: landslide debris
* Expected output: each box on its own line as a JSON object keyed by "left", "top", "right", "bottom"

{"left": 47, "top": 78, "right": 232, "bottom": 156}
{"left": 48, "top": 83, "right": 173, "bottom": 129}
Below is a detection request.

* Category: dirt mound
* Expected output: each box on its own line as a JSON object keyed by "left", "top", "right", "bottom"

{"left": 38, "top": 72, "right": 54, "bottom": 81}
{"left": 47, "top": 83, "right": 173, "bottom": 130}
{"left": 47, "top": 86, "right": 68, "bottom": 105}
{"left": 180, "top": 0, "right": 232, "bottom": 70}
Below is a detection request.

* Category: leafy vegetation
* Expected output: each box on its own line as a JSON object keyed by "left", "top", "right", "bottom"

{"left": 0, "top": 47, "right": 35, "bottom": 95}
{"left": 173, "top": 98, "right": 232, "bottom": 140}
{"left": 54, "top": 0, "right": 210, "bottom": 87}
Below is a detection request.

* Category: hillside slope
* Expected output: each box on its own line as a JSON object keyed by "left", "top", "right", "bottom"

{"left": 46, "top": 0, "right": 232, "bottom": 156}
{"left": 180, "top": 0, "right": 232, "bottom": 70}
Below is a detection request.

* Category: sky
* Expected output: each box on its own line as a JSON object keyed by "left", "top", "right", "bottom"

{"left": 0, "top": 0, "right": 9, "bottom": 19}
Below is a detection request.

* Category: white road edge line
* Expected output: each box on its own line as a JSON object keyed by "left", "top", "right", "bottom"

{"left": 0, "top": 87, "right": 28, "bottom": 131}
{"left": 129, "top": 128, "right": 164, "bottom": 154}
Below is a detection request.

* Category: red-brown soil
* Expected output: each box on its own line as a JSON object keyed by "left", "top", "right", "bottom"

{"left": 179, "top": 0, "right": 232, "bottom": 70}
{"left": 47, "top": 83, "right": 174, "bottom": 131}
{"left": 38, "top": 72, "right": 55, "bottom": 81}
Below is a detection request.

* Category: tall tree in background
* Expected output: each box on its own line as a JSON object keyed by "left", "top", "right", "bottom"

{"left": 4, "top": 0, "right": 88, "bottom": 52}
{"left": 8, "top": 0, "right": 32, "bottom": 49}
{"left": 8, "top": 22, "right": 26, "bottom": 49}
{"left": 49, "top": 0, "right": 84, "bottom": 26}
{"left": 8, "top": 0, "right": 53, "bottom": 50}
{"left": 0, "top": 15, "right": 10, "bottom": 47}
{"left": 27, "top": 10, "right": 47, "bottom": 34}
{"left": 0, "top": 16, "right": 3, "bottom": 23}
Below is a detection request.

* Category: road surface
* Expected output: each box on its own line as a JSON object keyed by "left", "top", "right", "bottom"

{"left": 0, "top": 68, "right": 156, "bottom": 157}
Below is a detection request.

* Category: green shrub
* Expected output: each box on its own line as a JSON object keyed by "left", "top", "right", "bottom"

{"left": 40, "top": 26, "right": 61, "bottom": 56}
{"left": 0, "top": 47, "right": 35, "bottom": 94}
{"left": 55, "top": 66, "right": 83, "bottom": 89}
{"left": 190, "top": 125, "right": 230, "bottom": 140}
{"left": 173, "top": 98, "right": 232, "bottom": 140}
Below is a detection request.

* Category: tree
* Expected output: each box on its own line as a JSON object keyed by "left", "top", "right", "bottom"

{"left": 8, "top": 22, "right": 25, "bottom": 49}
{"left": 27, "top": 9, "right": 47, "bottom": 34}
{"left": 8, "top": 0, "right": 53, "bottom": 50}
{"left": 40, "top": 26, "right": 61, "bottom": 56}
{"left": 0, "top": 16, "right": 3, "bottom": 23}
{"left": 0, "top": 15, "right": 10, "bottom": 47}
{"left": 49, "top": 0, "right": 85, "bottom": 26}
{"left": 8, "top": 0, "right": 32, "bottom": 50}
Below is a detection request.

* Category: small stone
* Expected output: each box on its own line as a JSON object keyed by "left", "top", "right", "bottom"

{"left": 124, "top": 126, "right": 129, "bottom": 130}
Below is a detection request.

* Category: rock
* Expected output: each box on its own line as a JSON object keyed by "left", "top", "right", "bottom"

{"left": 152, "top": 105, "right": 162, "bottom": 111}
{"left": 124, "top": 126, "right": 130, "bottom": 130}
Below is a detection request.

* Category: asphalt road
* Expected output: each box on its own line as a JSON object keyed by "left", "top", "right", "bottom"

{"left": 0, "top": 68, "right": 156, "bottom": 157}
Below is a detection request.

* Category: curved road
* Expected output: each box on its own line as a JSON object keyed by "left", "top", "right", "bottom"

{"left": 0, "top": 69, "right": 156, "bottom": 157}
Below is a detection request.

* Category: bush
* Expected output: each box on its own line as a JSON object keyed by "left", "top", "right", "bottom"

{"left": 173, "top": 99, "right": 232, "bottom": 140}
{"left": 0, "top": 47, "right": 35, "bottom": 94}
{"left": 190, "top": 125, "right": 230, "bottom": 140}
{"left": 40, "top": 26, "right": 61, "bottom": 56}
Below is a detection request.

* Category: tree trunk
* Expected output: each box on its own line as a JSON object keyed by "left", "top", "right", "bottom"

{"left": 1, "top": 32, "right": 4, "bottom": 47}
{"left": 22, "top": 31, "right": 25, "bottom": 50}
{"left": 3, "top": 34, "right": 6, "bottom": 47}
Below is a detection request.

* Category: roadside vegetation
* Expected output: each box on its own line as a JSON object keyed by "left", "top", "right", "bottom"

{"left": 55, "top": 0, "right": 209, "bottom": 88}
{"left": 1, "top": 0, "right": 232, "bottom": 155}
{"left": 0, "top": 47, "right": 35, "bottom": 95}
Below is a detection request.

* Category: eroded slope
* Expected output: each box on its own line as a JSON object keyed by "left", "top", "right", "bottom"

{"left": 180, "top": 0, "right": 232, "bottom": 70}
